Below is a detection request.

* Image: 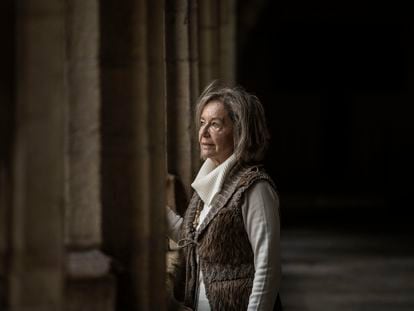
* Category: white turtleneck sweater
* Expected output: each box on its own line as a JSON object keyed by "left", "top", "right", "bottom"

{"left": 167, "top": 155, "right": 281, "bottom": 311}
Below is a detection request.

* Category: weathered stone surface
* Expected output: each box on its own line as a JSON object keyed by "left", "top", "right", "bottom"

{"left": 166, "top": 0, "right": 196, "bottom": 199}
{"left": 65, "top": 0, "right": 101, "bottom": 248}
{"left": 101, "top": 0, "right": 166, "bottom": 310}
{"left": 199, "top": 0, "right": 220, "bottom": 88}
{"left": 218, "top": 0, "right": 236, "bottom": 84}
{"left": 65, "top": 276, "right": 116, "bottom": 311}
{"left": 66, "top": 250, "right": 111, "bottom": 279}
{"left": 11, "top": 0, "right": 66, "bottom": 309}
{"left": 65, "top": 251, "right": 115, "bottom": 311}
{"left": 2, "top": 1, "right": 238, "bottom": 310}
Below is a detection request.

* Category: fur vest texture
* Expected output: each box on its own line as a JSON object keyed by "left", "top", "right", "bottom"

{"left": 179, "top": 163, "right": 279, "bottom": 310}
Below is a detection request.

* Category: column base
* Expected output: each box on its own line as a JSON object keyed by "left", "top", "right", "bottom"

{"left": 65, "top": 249, "right": 116, "bottom": 311}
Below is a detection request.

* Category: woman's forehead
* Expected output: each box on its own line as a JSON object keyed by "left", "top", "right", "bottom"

{"left": 201, "top": 100, "right": 229, "bottom": 119}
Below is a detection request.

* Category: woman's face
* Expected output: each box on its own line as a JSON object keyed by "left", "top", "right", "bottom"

{"left": 199, "top": 100, "right": 234, "bottom": 166}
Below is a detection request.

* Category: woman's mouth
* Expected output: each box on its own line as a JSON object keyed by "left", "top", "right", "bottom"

{"left": 201, "top": 143, "right": 214, "bottom": 149}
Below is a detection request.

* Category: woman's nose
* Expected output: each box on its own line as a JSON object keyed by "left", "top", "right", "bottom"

{"left": 200, "top": 124, "right": 210, "bottom": 137}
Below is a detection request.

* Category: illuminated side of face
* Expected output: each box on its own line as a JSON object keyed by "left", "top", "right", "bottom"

{"left": 199, "top": 100, "right": 234, "bottom": 166}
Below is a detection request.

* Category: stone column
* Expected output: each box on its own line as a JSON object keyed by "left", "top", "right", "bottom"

{"left": 166, "top": 0, "right": 198, "bottom": 204}
{"left": 100, "top": 0, "right": 166, "bottom": 310}
{"left": 199, "top": 0, "right": 220, "bottom": 88}
{"left": 219, "top": 0, "right": 237, "bottom": 84}
{"left": 65, "top": 1, "right": 115, "bottom": 310}
{"left": 164, "top": 0, "right": 238, "bottom": 212}
{"left": 189, "top": 0, "right": 202, "bottom": 180}
{"left": 10, "top": 0, "right": 66, "bottom": 310}
{"left": 198, "top": 0, "right": 237, "bottom": 87}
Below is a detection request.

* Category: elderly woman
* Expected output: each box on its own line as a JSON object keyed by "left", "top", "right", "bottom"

{"left": 167, "top": 82, "right": 282, "bottom": 311}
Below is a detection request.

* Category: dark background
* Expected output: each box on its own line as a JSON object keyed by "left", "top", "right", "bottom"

{"left": 237, "top": 0, "right": 414, "bottom": 230}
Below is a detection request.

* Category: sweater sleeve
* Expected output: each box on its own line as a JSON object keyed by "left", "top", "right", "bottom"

{"left": 166, "top": 206, "right": 183, "bottom": 243}
{"left": 242, "top": 181, "right": 281, "bottom": 311}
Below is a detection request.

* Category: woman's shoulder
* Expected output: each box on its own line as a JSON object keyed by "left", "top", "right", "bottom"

{"left": 237, "top": 163, "right": 276, "bottom": 191}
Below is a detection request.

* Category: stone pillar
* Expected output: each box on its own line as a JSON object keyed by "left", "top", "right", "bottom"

{"left": 199, "top": 0, "right": 220, "bottom": 88}
{"left": 100, "top": 0, "right": 166, "bottom": 310}
{"left": 166, "top": 0, "right": 199, "bottom": 203}
{"left": 10, "top": 0, "right": 66, "bottom": 309}
{"left": 189, "top": 0, "right": 202, "bottom": 183}
{"left": 198, "top": 0, "right": 237, "bottom": 87}
{"left": 164, "top": 0, "right": 238, "bottom": 212}
{"left": 219, "top": 0, "right": 237, "bottom": 84}
{"left": 66, "top": 0, "right": 101, "bottom": 249}
{"left": 65, "top": 0, "right": 115, "bottom": 310}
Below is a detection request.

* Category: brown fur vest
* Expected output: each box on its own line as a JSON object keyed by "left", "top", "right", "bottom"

{"left": 179, "top": 163, "right": 277, "bottom": 310}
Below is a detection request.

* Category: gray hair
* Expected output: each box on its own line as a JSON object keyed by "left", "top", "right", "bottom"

{"left": 195, "top": 81, "right": 270, "bottom": 164}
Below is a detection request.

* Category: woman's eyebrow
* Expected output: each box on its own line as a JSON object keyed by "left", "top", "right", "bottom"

{"left": 200, "top": 117, "right": 224, "bottom": 122}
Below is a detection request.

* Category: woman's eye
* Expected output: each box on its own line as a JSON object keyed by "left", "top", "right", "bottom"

{"left": 212, "top": 122, "right": 221, "bottom": 129}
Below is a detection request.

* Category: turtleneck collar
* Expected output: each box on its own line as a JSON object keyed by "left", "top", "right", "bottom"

{"left": 191, "top": 154, "right": 237, "bottom": 206}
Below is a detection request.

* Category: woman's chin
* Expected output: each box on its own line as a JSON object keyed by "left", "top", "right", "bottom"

{"left": 200, "top": 151, "right": 214, "bottom": 161}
